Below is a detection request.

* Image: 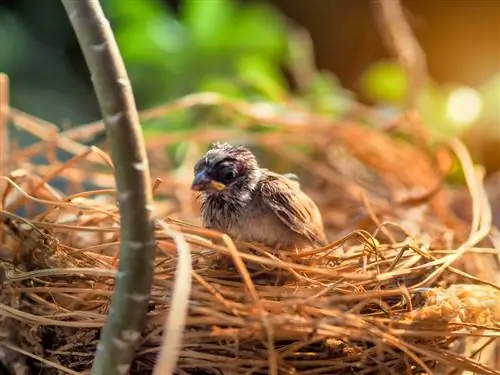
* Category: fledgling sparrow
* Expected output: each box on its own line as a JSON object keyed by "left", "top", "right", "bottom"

{"left": 191, "top": 142, "right": 327, "bottom": 250}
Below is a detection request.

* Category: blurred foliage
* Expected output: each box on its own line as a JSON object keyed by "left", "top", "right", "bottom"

{"left": 106, "top": 0, "right": 288, "bottom": 105}
{"left": 104, "top": 0, "right": 496, "bottom": 152}
{"left": 479, "top": 74, "right": 500, "bottom": 128}
{"left": 102, "top": 0, "right": 292, "bottom": 163}
{"left": 0, "top": 0, "right": 96, "bottom": 127}
{"left": 0, "top": 0, "right": 498, "bottom": 169}
{"left": 359, "top": 60, "right": 496, "bottom": 144}
{"left": 102, "top": 0, "right": 357, "bottom": 164}
{"left": 360, "top": 60, "right": 410, "bottom": 106}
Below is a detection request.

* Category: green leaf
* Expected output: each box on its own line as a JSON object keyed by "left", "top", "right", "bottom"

{"left": 227, "top": 4, "right": 286, "bottom": 58}
{"left": 236, "top": 55, "right": 286, "bottom": 101}
{"left": 302, "top": 72, "right": 354, "bottom": 117}
{"left": 199, "top": 76, "right": 244, "bottom": 99}
{"left": 109, "top": 0, "right": 186, "bottom": 67}
{"left": 360, "top": 60, "right": 409, "bottom": 105}
{"left": 182, "top": 0, "right": 235, "bottom": 50}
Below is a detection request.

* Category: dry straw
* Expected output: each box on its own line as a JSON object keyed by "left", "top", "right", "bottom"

{"left": 0, "top": 87, "right": 499, "bottom": 375}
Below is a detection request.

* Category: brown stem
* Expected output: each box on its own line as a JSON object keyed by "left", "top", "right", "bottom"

{"left": 372, "top": 0, "right": 428, "bottom": 109}
{"left": 60, "top": 1, "right": 156, "bottom": 375}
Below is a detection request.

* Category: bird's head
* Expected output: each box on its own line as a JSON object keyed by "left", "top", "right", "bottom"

{"left": 191, "top": 142, "right": 260, "bottom": 198}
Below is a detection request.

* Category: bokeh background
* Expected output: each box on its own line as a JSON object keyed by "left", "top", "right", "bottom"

{"left": 1, "top": 0, "right": 499, "bottom": 172}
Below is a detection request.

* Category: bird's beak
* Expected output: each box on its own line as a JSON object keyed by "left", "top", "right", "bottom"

{"left": 191, "top": 171, "right": 226, "bottom": 192}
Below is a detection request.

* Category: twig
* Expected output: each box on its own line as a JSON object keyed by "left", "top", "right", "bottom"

{"left": 3, "top": 343, "right": 80, "bottom": 375}
{"left": 19, "top": 91, "right": 334, "bottom": 150}
{"left": 221, "top": 234, "right": 278, "bottom": 375}
{"left": 152, "top": 220, "right": 192, "bottom": 375}
{"left": 409, "top": 138, "right": 493, "bottom": 289}
{"left": 10, "top": 108, "right": 108, "bottom": 165}
{"left": 60, "top": 1, "right": 157, "bottom": 375}
{"left": 372, "top": 0, "right": 427, "bottom": 109}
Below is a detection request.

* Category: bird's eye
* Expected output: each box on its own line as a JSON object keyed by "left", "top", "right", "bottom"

{"left": 224, "top": 171, "right": 236, "bottom": 181}
{"left": 217, "top": 167, "right": 237, "bottom": 184}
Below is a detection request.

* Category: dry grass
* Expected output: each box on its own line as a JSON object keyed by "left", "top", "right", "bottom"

{"left": 0, "top": 90, "right": 499, "bottom": 375}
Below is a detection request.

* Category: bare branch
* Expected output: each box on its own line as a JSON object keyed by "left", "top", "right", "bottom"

{"left": 60, "top": 1, "right": 156, "bottom": 375}
{"left": 372, "top": 0, "right": 428, "bottom": 109}
{"left": 152, "top": 220, "right": 192, "bottom": 375}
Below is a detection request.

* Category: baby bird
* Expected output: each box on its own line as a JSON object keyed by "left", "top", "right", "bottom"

{"left": 191, "top": 142, "right": 327, "bottom": 250}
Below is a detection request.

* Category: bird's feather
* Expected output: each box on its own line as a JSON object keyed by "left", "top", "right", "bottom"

{"left": 259, "top": 171, "right": 327, "bottom": 246}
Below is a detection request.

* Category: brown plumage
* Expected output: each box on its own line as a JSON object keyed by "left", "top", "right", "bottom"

{"left": 191, "top": 142, "right": 327, "bottom": 250}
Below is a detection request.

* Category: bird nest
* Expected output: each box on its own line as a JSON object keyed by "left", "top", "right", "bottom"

{"left": 1, "top": 94, "right": 500, "bottom": 375}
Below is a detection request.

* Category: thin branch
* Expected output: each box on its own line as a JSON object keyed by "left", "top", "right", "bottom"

{"left": 152, "top": 220, "right": 192, "bottom": 375}
{"left": 10, "top": 108, "right": 108, "bottom": 165}
{"left": 60, "top": 1, "right": 156, "bottom": 375}
{"left": 372, "top": 0, "right": 428, "bottom": 109}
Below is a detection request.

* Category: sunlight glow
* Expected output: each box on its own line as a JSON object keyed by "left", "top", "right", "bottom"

{"left": 445, "top": 87, "right": 483, "bottom": 126}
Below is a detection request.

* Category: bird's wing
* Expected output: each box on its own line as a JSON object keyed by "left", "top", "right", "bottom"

{"left": 259, "top": 172, "right": 327, "bottom": 246}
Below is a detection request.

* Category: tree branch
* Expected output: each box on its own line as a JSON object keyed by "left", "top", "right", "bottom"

{"left": 60, "top": 1, "right": 156, "bottom": 374}
{"left": 372, "top": 0, "right": 428, "bottom": 109}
